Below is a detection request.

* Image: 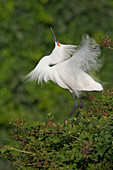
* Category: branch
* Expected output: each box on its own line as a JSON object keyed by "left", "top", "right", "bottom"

{"left": 8, "top": 147, "right": 35, "bottom": 155}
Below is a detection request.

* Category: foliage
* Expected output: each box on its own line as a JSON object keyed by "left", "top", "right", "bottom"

{"left": 1, "top": 89, "right": 113, "bottom": 169}
{"left": 98, "top": 35, "right": 113, "bottom": 50}
{"left": 0, "top": 0, "right": 113, "bottom": 125}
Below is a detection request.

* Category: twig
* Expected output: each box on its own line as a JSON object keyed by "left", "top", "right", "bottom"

{"left": 9, "top": 147, "right": 35, "bottom": 155}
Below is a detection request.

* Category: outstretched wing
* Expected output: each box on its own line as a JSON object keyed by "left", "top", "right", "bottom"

{"left": 52, "top": 35, "right": 103, "bottom": 95}
{"left": 71, "top": 35, "right": 103, "bottom": 73}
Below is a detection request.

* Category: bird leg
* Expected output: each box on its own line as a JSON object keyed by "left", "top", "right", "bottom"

{"left": 75, "top": 97, "right": 84, "bottom": 118}
{"left": 68, "top": 92, "right": 78, "bottom": 119}
{"left": 79, "top": 97, "right": 84, "bottom": 109}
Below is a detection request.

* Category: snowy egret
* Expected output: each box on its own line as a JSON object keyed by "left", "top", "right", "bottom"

{"left": 26, "top": 28, "right": 103, "bottom": 119}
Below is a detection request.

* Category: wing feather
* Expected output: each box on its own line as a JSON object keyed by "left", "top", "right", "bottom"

{"left": 71, "top": 35, "right": 103, "bottom": 72}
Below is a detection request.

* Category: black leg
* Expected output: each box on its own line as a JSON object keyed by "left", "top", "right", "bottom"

{"left": 75, "top": 97, "right": 84, "bottom": 118}
{"left": 68, "top": 92, "right": 78, "bottom": 119}
{"left": 79, "top": 97, "right": 84, "bottom": 109}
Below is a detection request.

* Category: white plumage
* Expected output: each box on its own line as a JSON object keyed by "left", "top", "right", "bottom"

{"left": 26, "top": 28, "right": 103, "bottom": 119}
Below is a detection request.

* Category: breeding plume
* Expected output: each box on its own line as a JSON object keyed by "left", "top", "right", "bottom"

{"left": 26, "top": 28, "right": 103, "bottom": 119}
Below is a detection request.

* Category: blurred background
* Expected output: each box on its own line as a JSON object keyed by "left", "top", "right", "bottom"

{"left": 0, "top": 0, "right": 113, "bottom": 169}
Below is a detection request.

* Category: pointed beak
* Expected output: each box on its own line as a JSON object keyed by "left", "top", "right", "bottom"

{"left": 50, "top": 27, "right": 57, "bottom": 43}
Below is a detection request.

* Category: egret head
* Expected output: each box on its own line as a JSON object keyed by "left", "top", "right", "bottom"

{"left": 50, "top": 27, "right": 61, "bottom": 47}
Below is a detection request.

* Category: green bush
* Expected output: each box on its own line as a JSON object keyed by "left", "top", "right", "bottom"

{"left": 1, "top": 89, "right": 113, "bottom": 169}
{"left": 0, "top": 0, "right": 113, "bottom": 125}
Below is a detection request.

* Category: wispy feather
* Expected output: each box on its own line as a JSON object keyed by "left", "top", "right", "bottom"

{"left": 72, "top": 35, "right": 103, "bottom": 73}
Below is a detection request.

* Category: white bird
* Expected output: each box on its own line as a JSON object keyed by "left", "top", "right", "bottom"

{"left": 26, "top": 28, "right": 103, "bottom": 119}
